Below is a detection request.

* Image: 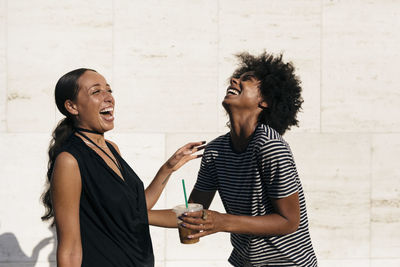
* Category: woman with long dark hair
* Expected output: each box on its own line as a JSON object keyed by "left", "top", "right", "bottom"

{"left": 41, "top": 68, "right": 204, "bottom": 267}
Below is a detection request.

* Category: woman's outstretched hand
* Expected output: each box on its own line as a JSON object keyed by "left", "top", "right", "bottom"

{"left": 164, "top": 141, "right": 206, "bottom": 172}
{"left": 145, "top": 141, "right": 206, "bottom": 211}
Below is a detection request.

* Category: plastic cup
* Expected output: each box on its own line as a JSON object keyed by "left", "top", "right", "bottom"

{"left": 172, "top": 203, "right": 203, "bottom": 244}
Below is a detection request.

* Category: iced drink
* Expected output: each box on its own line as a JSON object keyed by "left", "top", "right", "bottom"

{"left": 172, "top": 203, "right": 203, "bottom": 244}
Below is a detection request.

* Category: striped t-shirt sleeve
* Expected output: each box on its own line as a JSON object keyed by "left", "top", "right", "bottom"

{"left": 259, "top": 140, "right": 299, "bottom": 198}
{"left": 194, "top": 149, "right": 217, "bottom": 192}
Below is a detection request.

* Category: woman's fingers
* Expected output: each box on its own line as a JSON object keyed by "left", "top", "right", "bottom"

{"left": 183, "top": 143, "right": 206, "bottom": 155}
{"left": 179, "top": 221, "right": 215, "bottom": 239}
{"left": 181, "top": 221, "right": 208, "bottom": 231}
{"left": 193, "top": 144, "right": 206, "bottom": 152}
{"left": 186, "top": 228, "right": 213, "bottom": 239}
{"left": 180, "top": 210, "right": 209, "bottom": 226}
{"left": 184, "top": 141, "right": 206, "bottom": 150}
{"left": 165, "top": 141, "right": 206, "bottom": 171}
{"left": 170, "top": 154, "right": 203, "bottom": 171}
{"left": 186, "top": 141, "right": 206, "bottom": 149}
{"left": 177, "top": 141, "right": 205, "bottom": 155}
{"left": 178, "top": 209, "right": 221, "bottom": 240}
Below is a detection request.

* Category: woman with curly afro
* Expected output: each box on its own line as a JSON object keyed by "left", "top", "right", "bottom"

{"left": 179, "top": 51, "right": 318, "bottom": 266}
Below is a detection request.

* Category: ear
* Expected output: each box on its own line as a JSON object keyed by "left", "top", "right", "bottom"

{"left": 64, "top": 100, "right": 79, "bottom": 115}
{"left": 258, "top": 100, "right": 268, "bottom": 109}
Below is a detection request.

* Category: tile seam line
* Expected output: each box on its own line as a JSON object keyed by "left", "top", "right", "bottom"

{"left": 319, "top": 0, "right": 323, "bottom": 134}
{"left": 111, "top": 0, "right": 115, "bottom": 92}
{"left": 5, "top": 0, "right": 8, "bottom": 133}
{"left": 369, "top": 133, "right": 372, "bottom": 266}
{"left": 216, "top": 0, "right": 220, "bottom": 133}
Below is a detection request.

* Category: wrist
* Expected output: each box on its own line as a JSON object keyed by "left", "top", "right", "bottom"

{"left": 160, "top": 163, "right": 174, "bottom": 174}
{"left": 220, "top": 213, "right": 232, "bottom": 233}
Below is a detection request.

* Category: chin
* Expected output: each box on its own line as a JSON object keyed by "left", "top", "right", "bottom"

{"left": 222, "top": 99, "right": 231, "bottom": 112}
{"left": 101, "top": 123, "right": 114, "bottom": 133}
{"left": 105, "top": 125, "right": 114, "bottom": 132}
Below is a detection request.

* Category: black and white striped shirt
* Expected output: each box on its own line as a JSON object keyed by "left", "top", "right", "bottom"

{"left": 194, "top": 124, "right": 317, "bottom": 267}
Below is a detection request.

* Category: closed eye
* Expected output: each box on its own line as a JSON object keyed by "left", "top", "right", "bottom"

{"left": 91, "top": 88, "right": 112, "bottom": 95}
{"left": 241, "top": 74, "right": 256, "bottom": 81}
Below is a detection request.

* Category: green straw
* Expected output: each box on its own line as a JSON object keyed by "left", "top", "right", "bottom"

{"left": 182, "top": 179, "right": 188, "bottom": 208}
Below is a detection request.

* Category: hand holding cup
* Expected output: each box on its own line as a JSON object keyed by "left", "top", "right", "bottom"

{"left": 172, "top": 203, "right": 203, "bottom": 244}
{"left": 179, "top": 208, "right": 224, "bottom": 240}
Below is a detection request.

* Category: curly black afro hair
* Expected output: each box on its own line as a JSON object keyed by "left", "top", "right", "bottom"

{"left": 231, "top": 51, "right": 303, "bottom": 135}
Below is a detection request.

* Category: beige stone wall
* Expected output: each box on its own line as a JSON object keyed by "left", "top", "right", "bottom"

{"left": 0, "top": 0, "right": 399, "bottom": 266}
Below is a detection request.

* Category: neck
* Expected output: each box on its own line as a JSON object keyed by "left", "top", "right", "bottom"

{"left": 228, "top": 111, "right": 259, "bottom": 153}
{"left": 75, "top": 126, "right": 106, "bottom": 146}
{"left": 75, "top": 126, "right": 103, "bottom": 135}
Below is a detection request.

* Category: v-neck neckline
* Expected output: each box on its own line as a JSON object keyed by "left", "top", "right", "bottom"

{"left": 74, "top": 135, "right": 126, "bottom": 184}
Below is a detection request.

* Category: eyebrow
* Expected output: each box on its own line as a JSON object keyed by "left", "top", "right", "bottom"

{"left": 88, "top": 83, "right": 111, "bottom": 89}
{"left": 241, "top": 73, "right": 256, "bottom": 79}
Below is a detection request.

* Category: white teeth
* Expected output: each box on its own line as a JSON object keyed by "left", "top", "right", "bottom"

{"left": 227, "top": 89, "right": 240, "bottom": 95}
{"left": 100, "top": 107, "right": 113, "bottom": 112}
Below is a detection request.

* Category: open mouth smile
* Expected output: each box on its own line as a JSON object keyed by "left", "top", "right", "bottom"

{"left": 226, "top": 87, "right": 241, "bottom": 96}
{"left": 99, "top": 106, "right": 114, "bottom": 121}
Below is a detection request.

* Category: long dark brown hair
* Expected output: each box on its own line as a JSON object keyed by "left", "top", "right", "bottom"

{"left": 41, "top": 68, "right": 96, "bottom": 224}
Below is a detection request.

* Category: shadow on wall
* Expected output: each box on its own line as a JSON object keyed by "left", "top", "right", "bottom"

{"left": 0, "top": 226, "right": 56, "bottom": 266}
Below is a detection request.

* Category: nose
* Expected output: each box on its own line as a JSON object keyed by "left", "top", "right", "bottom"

{"left": 103, "top": 90, "right": 114, "bottom": 103}
{"left": 230, "top": 77, "right": 240, "bottom": 86}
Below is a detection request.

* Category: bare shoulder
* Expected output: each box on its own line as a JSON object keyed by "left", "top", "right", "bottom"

{"left": 52, "top": 151, "right": 81, "bottom": 188}
{"left": 54, "top": 151, "right": 78, "bottom": 168}
{"left": 106, "top": 139, "right": 121, "bottom": 155}
{"left": 51, "top": 152, "right": 82, "bottom": 254}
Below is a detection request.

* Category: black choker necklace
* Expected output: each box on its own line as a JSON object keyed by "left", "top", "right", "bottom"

{"left": 75, "top": 127, "right": 104, "bottom": 135}
{"left": 75, "top": 127, "right": 122, "bottom": 175}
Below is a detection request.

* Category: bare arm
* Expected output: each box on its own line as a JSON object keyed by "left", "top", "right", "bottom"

{"left": 51, "top": 152, "right": 82, "bottom": 267}
{"left": 108, "top": 139, "right": 205, "bottom": 211}
{"left": 145, "top": 141, "right": 205, "bottom": 210}
{"left": 182, "top": 192, "right": 300, "bottom": 238}
{"left": 107, "top": 140, "right": 205, "bottom": 226}
{"left": 147, "top": 188, "right": 216, "bottom": 228}
{"left": 144, "top": 165, "right": 174, "bottom": 210}
{"left": 148, "top": 209, "right": 177, "bottom": 228}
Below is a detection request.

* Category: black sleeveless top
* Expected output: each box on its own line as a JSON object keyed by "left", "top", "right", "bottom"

{"left": 60, "top": 134, "right": 154, "bottom": 267}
